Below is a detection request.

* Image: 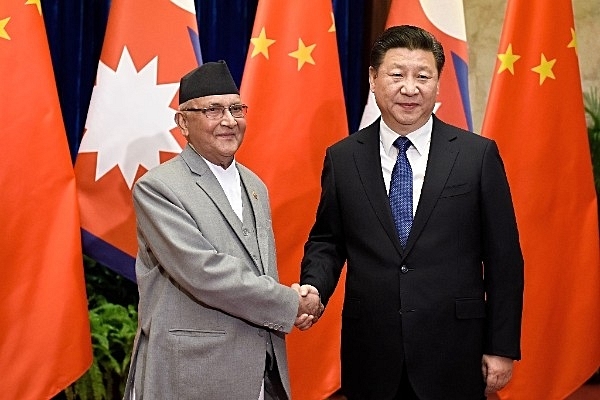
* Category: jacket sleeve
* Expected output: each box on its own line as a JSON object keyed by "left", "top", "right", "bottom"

{"left": 480, "top": 140, "right": 524, "bottom": 359}
{"left": 133, "top": 174, "right": 299, "bottom": 333}
{"left": 300, "top": 148, "right": 347, "bottom": 306}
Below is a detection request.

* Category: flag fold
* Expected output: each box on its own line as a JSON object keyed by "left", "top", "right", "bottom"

{"left": 0, "top": 1, "right": 92, "bottom": 398}
{"left": 482, "top": 1, "right": 600, "bottom": 398}
{"left": 239, "top": 1, "right": 348, "bottom": 398}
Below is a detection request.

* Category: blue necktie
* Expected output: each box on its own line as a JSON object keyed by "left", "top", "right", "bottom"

{"left": 390, "top": 136, "right": 413, "bottom": 248}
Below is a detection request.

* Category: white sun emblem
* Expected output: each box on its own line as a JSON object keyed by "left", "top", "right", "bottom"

{"left": 79, "top": 46, "right": 182, "bottom": 188}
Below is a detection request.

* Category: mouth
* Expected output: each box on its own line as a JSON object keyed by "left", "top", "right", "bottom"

{"left": 215, "top": 131, "right": 237, "bottom": 138}
{"left": 398, "top": 102, "right": 419, "bottom": 110}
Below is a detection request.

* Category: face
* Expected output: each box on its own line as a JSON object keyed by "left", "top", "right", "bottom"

{"left": 176, "top": 94, "right": 246, "bottom": 168}
{"left": 369, "top": 47, "right": 440, "bottom": 135}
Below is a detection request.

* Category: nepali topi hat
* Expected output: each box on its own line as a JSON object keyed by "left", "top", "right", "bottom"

{"left": 178, "top": 60, "right": 239, "bottom": 104}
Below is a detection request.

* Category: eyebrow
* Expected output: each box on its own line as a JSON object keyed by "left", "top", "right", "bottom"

{"left": 389, "top": 62, "right": 434, "bottom": 70}
{"left": 206, "top": 102, "right": 242, "bottom": 107}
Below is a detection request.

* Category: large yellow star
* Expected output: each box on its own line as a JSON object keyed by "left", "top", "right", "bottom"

{"left": 328, "top": 12, "right": 336, "bottom": 33}
{"left": 497, "top": 43, "right": 520, "bottom": 75}
{"left": 0, "top": 17, "right": 10, "bottom": 40}
{"left": 26, "top": 0, "right": 42, "bottom": 15}
{"left": 531, "top": 53, "right": 556, "bottom": 85}
{"left": 288, "top": 38, "right": 316, "bottom": 71}
{"left": 567, "top": 27, "right": 578, "bottom": 55}
{"left": 250, "top": 27, "right": 275, "bottom": 59}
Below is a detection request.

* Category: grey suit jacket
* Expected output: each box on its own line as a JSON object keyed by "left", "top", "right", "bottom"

{"left": 123, "top": 145, "right": 299, "bottom": 399}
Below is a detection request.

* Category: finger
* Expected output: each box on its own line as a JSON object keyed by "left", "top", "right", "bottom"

{"left": 294, "top": 313, "right": 307, "bottom": 325}
{"left": 485, "top": 373, "right": 500, "bottom": 393}
{"left": 291, "top": 283, "right": 301, "bottom": 293}
{"left": 481, "top": 363, "right": 488, "bottom": 382}
{"left": 299, "top": 285, "right": 309, "bottom": 296}
{"left": 496, "top": 372, "right": 511, "bottom": 390}
{"left": 302, "top": 284, "right": 319, "bottom": 296}
{"left": 295, "top": 315, "right": 314, "bottom": 330}
{"left": 297, "top": 323, "right": 312, "bottom": 331}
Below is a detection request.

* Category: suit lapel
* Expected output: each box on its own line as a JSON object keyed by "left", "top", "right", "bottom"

{"left": 182, "top": 146, "right": 242, "bottom": 228}
{"left": 353, "top": 122, "right": 405, "bottom": 256}
{"left": 238, "top": 167, "right": 274, "bottom": 277}
{"left": 181, "top": 147, "right": 264, "bottom": 274}
{"left": 355, "top": 117, "right": 460, "bottom": 257}
{"left": 405, "top": 117, "right": 459, "bottom": 253}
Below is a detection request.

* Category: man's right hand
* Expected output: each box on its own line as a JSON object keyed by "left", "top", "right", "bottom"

{"left": 292, "top": 283, "right": 324, "bottom": 330}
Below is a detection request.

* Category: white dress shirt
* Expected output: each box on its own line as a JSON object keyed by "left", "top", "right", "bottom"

{"left": 203, "top": 157, "right": 244, "bottom": 223}
{"left": 379, "top": 116, "right": 432, "bottom": 216}
{"left": 204, "top": 155, "right": 264, "bottom": 400}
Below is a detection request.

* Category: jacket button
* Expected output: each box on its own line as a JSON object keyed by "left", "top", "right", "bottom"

{"left": 242, "top": 228, "right": 250, "bottom": 236}
{"left": 400, "top": 265, "right": 409, "bottom": 274}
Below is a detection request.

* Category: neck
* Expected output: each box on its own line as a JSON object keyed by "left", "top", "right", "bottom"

{"left": 188, "top": 143, "right": 234, "bottom": 169}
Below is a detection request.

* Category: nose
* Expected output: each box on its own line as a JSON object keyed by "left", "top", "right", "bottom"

{"left": 220, "top": 108, "right": 238, "bottom": 126}
{"left": 400, "top": 81, "right": 419, "bottom": 95}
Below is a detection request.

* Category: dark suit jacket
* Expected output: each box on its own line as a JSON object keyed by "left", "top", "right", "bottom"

{"left": 301, "top": 116, "right": 524, "bottom": 400}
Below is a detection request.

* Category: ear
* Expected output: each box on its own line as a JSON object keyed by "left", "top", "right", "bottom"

{"left": 174, "top": 112, "right": 189, "bottom": 138}
{"left": 368, "top": 66, "right": 377, "bottom": 92}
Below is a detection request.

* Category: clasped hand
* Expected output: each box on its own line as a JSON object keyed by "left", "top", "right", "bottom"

{"left": 291, "top": 283, "right": 324, "bottom": 331}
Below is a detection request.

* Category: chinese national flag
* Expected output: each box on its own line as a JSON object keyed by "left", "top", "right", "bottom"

{"left": 238, "top": 1, "right": 348, "bottom": 398}
{"left": 360, "top": 0, "right": 472, "bottom": 131}
{"left": 74, "top": 0, "right": 200, "bottom": 280}
{"left": 482, "top": 0, "right": 600, "bottom": 398}
{"left": 0, "top": 1, "right": 92, "bottom": 399}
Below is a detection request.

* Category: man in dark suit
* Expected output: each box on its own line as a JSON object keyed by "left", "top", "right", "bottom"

{"left": 300, "top": 25, "right": 524, "bottom": 399}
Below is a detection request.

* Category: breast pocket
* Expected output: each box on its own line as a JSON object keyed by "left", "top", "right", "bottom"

{"left": 440, "top": 182, "right": 471, "bottom": 198}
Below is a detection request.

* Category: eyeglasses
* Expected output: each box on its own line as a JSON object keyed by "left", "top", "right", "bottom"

{"left": 183, "top": 104, "right": 248, "bottom": 119}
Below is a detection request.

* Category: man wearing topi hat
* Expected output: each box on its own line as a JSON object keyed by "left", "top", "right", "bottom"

{"left": 123, "top": 61, "right": 322, "bottom": 400}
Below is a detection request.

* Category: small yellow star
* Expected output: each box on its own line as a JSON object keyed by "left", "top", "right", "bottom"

{"left": 250, "top": 27, "right": 276, "bottom": 59}
{"left": 567, "top": 27, "right": 578, "bottom": 55}
{"left": 26, "top": 0, "right": 42, "bottom": 15}
{"left": 0, "top": 17, "right": 10, "bottom": 40}
{"left": 497, "top": 43, "right": 520, "bottom": 75}
{"left": 531, "top": 53, "right": 556, "bottom": 85}
{"left": 288, "top": 38, "right": 316, "bottom": 71}
{"left": 328, "top": 12, "right": 336, "bottom": 33}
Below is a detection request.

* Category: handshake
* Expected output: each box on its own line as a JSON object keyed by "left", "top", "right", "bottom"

{"left": 291, "top": 283, "right": 324, "bottom": 331}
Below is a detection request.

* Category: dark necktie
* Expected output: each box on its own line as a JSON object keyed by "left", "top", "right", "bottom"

{"left": 389, "top": 136, "right": 413, "bottom": 248}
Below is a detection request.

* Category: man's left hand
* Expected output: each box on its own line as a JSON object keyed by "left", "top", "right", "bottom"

{"left": 481, "top": 354, "right": 514, "bottom": 393}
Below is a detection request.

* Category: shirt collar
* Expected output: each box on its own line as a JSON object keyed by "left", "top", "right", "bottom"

{"left": 188, "top": 143, "right": 238, "bottom": 175}
{"left": 379, "top": 116, "right": 433, "bottom": 157}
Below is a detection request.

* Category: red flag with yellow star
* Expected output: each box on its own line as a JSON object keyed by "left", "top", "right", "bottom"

{"left": 0, "top": 1, "right": 92, "bottom": 398}
{"left": 74, "top": 0, "right": 200, "bottom": 280}
{"left": 482, "top": 0, "right": 600, "bottom": 398}
{"left": 238, "top": 1, "right": 348, "bottom": 398}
